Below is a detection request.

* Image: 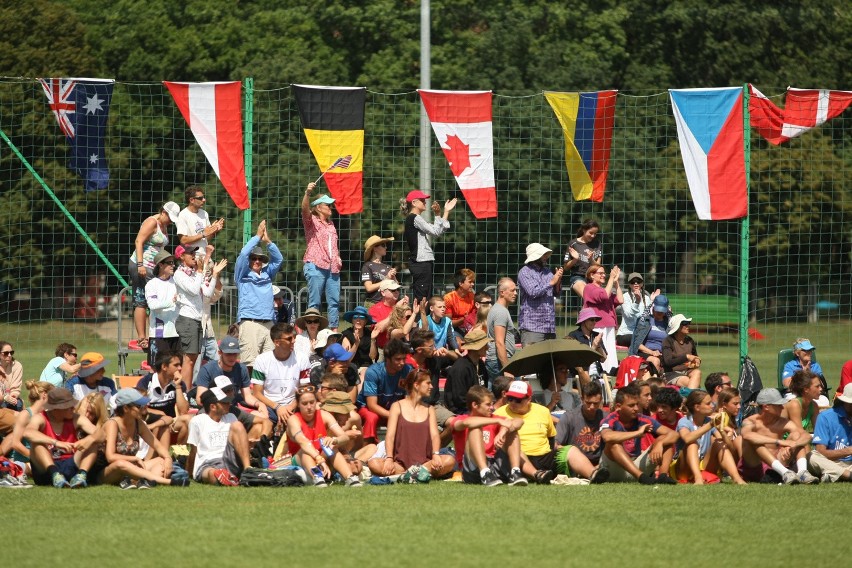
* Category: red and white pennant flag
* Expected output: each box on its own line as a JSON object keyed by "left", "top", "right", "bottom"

{"left": 418, "top": 90, "right": 496, "bottom": 218}
{"left": 749, "top": 85, "right": 852, "bottom": 145}
{"left": 163, "top": 81, "right": 249, "bottom": 209}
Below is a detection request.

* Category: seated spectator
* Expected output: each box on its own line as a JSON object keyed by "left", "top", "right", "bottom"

{"left": 357, "top": 340, "right": 412, "bottom": 444}
{"left": 444, "top": 268, "right": 476, "bottom": 335}
{"left": 273, "top": 286, "right": 295, "bottom": 325}
{"left": 740, "top": 388, "right": 816, "bottom": 484}
{"left": 671, "top": 390, "right": 746, "bottom": 485}
{"left": 539, "top": 363, "right": 580, "bottom": 413}
{"left": 652, "top": 387, "right": 683, "bottom": 431}
{"left": 450, "top": 385, "right": 527, "bottom": 486}
{"left": 443, "top": 330, "right": 490, "bottom": 415}
{"left": 250, "top": 323, "right": 311, "bottom": 426}
{"left": 407, "top": 329, "right": 454, "bottom": 441}
{"left": 0, "top": 341, "right": 23, "bottom": 410}
{"left": 24, "top": 388, "right": 101, "bottom": 488}
{"left": 421, "top": 296, "right": 460, "bottom": 355}
{"left": 717, "top": 387, "right": 743, "bottom": 462}
{"left": 286, "top": 385, "right": 362, "bottom": 487}
{"left": 340, "top": 307, "right": 377, "bottom": 369}
{"left": 661, "top": 314, "right": 702, "bottom": 389}
{"left": 567, "top": 308, "right": 606, "bottom": 388}
{"left": 307, "top": 328, "right": 342, "bottom": 381}
{"left": 781, "top": 338, "right": 824, "bottom": 390}
{"left": 784, "top": 370, "right": 821, "bottom": 434}
{"left": 74, "top": 392, "right": 109, "bottom": 442}
{"left": 635, "top": 380, "right": 653, "bottom": 415}
{"left": 467, "top": 292, "right": 492, "bottom": 335}
{"left": 102, "top": 388, "right": 183, "bottom": 488}
{"left": 555, "top": 381, "right": 606, "bottom": 466}
{"left": 0, "top": 381, "right": 54, "bottom": 471}
{"left": 616, "top": 273, "right": 660, "bottom": 348}
{"left": 495, "top": 381, "right": 607, "bottom": 484}
{"left": 310, "top": 343, "right": 360, "bottom": 399}
{"left": 385, "top": 301, "right": 420, "bottom": 343}
{"left": 491, "top": 376, "right": 513, "bottom": 409}
{"left": 205, "top": 376, "right": 273, "bottom": 443}
{"left": 367, "top": 369, "right": 455, "bottom": 480}
{"left": 368, "top": 280, "right": 406, "bottom": 350}
{"left": 704, "top": 371, "right": 733, "bottom": 408}
{"left": 39, "top": 343, "right": 80, "bottom": 387}
{"left": 599, "top": 383, "right": 678, "bottom": 484}
{"left": 808, "top": 384, "right": 852, "bottom": 483}
{"left": 629, "top": 294, "right": 670, "bottom": 374}
{"left": 187, "top": 386, "right": 253, "bottom": 486}
{"left": 65, "top": 352, "right": 117, "bottom": 407}
{"left": 361, "top": 235, "right": 397, "bottom": 308}
{"left": 294, "top": 307, "right": 328, "bottom": 359}
{"left": 137, "top": 351, "right": 191, "bottom": 445}
{"left": 319, "top": 377, "right": 368, "bottom": 457}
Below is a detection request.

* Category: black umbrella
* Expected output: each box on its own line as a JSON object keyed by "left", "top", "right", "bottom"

{"left": 502, "top": 339, "right": 603, "bottom": 377}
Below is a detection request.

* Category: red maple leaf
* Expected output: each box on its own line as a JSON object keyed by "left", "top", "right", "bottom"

{"left": 442, "top": 134, "right": 472, "bottom": 177}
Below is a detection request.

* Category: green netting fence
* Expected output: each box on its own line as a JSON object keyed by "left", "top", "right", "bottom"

{"left": 1, "top": 78, "right": 849, "bottom": 380}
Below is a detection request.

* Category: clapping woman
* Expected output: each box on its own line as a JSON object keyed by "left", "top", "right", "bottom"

{"left": 400, "top": 191, "right": 457, "bottom": 302}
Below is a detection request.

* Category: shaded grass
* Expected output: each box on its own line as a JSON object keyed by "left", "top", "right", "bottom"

{"left": 4, "top": 482, "right": 849, "bottom": 567}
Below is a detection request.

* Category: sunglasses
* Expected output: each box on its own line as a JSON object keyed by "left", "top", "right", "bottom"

{"left": 160, "top": 261, "right": 175, "bottom": 266}
{"left": 629, "top": 280, "right": 643, "bottom": 285}
{"left": 297, "top": 385, "right": 317, "bottom": 394}
{"left": 507, "top": 397, "right": 527, "bottom": 403}
{"left": 69, "top": 352, "right": 78, "bottom": 357}
{"left": 305, "top": 319, "right": 320, "bottom": 325}
{"left": 1, "top": 350, "right": 13, "bottom": 356}
{"left": 479, "top": 301, "right": 493, "bottom": 305}
{"left": 352, "top": 315, "right": 366, "bottom": 320}
{"left": 249, "top": 256, "right": 264, "bottom": 262}
{"left": 192, "top": 195, "right": 206, "bottom": 200}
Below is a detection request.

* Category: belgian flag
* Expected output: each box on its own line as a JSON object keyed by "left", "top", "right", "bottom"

{"left": 293, "top": 84, "right": 366, "bottom": 214}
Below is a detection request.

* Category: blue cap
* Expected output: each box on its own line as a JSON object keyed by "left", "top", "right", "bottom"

{"left": 311, "top": 194, "right": 336, "bottom": 207}
{"left": 323, "top": 343, "right": 354, "bottom": 363}
{"left": 218, "top": 336, "right": 241, "bottom": 354}
{"left": 794, "top": 340, "right": 815, "bottom": 351}
{"left": 652, "top": 294, "right": 669, "bottom": 313}
{"left": 114, "top": 388, "right": 150, "bottom": 408}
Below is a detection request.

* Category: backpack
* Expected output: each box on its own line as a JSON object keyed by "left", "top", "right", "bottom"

{"left": 737, "top": 356, "right": 764, "bottom": 426}
{"left": 239, "top": 467, "right": 304, "bottom": 487}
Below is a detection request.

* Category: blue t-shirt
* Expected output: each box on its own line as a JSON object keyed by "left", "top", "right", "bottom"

{"left": 644, "top": 321, "right": 668, "bottom": 352}
{"left": 357, "top": 362, "right": 412, "bottom": 410}
{"left": 675, "top": 415, "right": 715, "bottom": 460}
{"left": 196, "top": 361, "right": 250, "bottom": 406}
{"left": 812, "top": 406, "right": 852, "bottom": 462}
{"left": 782, "top": 359, "right": 824, "bottom": 380}
{"left": 427, "top": 316, "right": 458, "bottom": 350}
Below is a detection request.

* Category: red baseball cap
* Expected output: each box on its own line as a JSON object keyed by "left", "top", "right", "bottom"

{"left": 405, "top": 190, "right": 430, "bottom": 203}
{"left": 507, "top": 381, "right": 533, "bottom": 399}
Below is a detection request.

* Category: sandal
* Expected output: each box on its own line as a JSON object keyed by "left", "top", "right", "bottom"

{"left": 534, "top": 469, "right": 555, "bottom": 485}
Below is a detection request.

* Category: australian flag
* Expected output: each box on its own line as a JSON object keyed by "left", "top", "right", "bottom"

{"left": 38, "top": 78, "right": 113, "bottom": 191}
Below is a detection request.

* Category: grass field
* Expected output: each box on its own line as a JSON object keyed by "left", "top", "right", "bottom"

{"left": 4, "top": 482, "right": 849, "bottom": 567}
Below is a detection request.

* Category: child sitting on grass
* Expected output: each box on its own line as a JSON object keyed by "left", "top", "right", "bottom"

{"left": 672, "top": 390, "right": 746, "bottom": 485}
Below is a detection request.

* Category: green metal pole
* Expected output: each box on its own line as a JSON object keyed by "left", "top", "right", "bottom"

{"left": 739, "top": 84, "right": 751, "bottom": 376}
{"left": 243, "top": 77, "right": 254, "bottom": 245}
{"left": 0, "top": 128, "right": 128, "bottom": 289}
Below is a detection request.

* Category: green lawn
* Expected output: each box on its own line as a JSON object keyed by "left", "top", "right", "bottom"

{"left": 4, "top": 482, "right": 848, "bottom": 567}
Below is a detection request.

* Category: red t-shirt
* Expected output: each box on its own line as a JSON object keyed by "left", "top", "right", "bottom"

{"left": 444, "top": 290, "right": 475, "bottom": 324}
{"left": 286, "top": 411, "right": 328, "bottom": 457}
{"left": 450, "top": 413, "right": 506, "bottom": 467}
{"left": 368, "top": 302, "right": 394, "bottom": 348}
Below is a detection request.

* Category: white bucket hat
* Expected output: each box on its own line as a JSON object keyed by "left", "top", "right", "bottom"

{"left": 524, "top": 243, "right": 552, "bottom": 264}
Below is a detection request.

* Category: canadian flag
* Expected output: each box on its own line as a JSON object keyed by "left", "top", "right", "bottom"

{"left": 164, "top": 81, "right": 249, "bottom": 209}
{"left": 418, "top": 90, "right": 497, "bottom": 219}
{"left": 749, "top": 85, "right": 852, "bottom": 145}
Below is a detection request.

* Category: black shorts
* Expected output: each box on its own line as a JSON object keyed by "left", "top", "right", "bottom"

{"left": 527, "top": 449, "right": 557, "bottom": 473}
{"left": 176, "top": 315, "right": 202, "bottom": 354}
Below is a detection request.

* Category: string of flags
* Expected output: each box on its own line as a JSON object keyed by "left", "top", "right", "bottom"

{"left": 33, "top": 80, "right": 852, "bottom": 220}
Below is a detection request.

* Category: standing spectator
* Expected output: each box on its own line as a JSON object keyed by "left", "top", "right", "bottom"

{"left": 808, "top": 384, "right": 852, "bottom": 483}
{"left": 781, "top": 338, "right": 824, "bottom": 389}
{"left": 582, "top": 263, "right": 623, "bottom": 375}
{"left": 176, "top": 185, "right": 224, "bottom": 251}
{"left": 616, "top": 272, "right": 659, "bottom": 348}
{"left": 39, "top": 343, "right": 80, "bottom": 388}
{"left": 65, "top": 352, "right": 117, "bottom": 406}
{"left": 199, "top": 251, "right": 226, "bottom": 368}
{"left": 563, "top": 219, "right": 602, "bottom": 298}
{"left": 302, "top": 182, "right": 342, "bottom": 330}
{"left": 361, "top": 235, "right": 396, "bottom": 307}
{"left": 357, "top": 340, "right": 412, "bottom": 444}
{"left": 250, "top": 323, "right": 311, "bottom": 427}
{"left": 555, "top": 381, "right": 606, "bottom": 465}
{"left": 485, "top": 278, "right": 519, "bottom": 383}
{"left": 464, "top": 292, "right": 493, "bottom": 335}
{"left": 0, "top": 341, "right": 23, "bottom": 410}
{"left": 235, "top": 220, "right": 283, "bottom": 369}
{"left": 145, "top": 250, "right": 180, "bottom": 363}
{"left": 174, "top": 244, "right": 227, "bottom": 383}
{"left": 128, "top": 201, "right": 180, "bottom": 351}
{"left": 444, "top": 268, "right": 476, "bottom": 334}
{"left": 517, "top": 243, "right": 562, "bottom": 347}
{"left": 400, "top": 190, "right": 457, "bottom": 302}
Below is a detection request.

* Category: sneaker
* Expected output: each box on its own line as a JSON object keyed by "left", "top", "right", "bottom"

{"left": 137, "top": 479, "right": 157, "bottom": 489}
{"left": 481, "top": 470, "right": 503, "bottom": 487}
{"left": 213, "top": 468, "right": 239, "bottom": 486}
{"left": 313, "top": 475, "right": 328, "bottom": 488}
{"left": 798, "top": 470, "right": 818, "bottom": 485}
{"left": 820, "top": 473, "right": 833, "bottom": 484}
{"left": 119, "top": 476, "right": 136, "bottom": 490}
{"left": 415, "top": 466, "right": 432, "bottom": 484}
{"left": 781, "top": 470, "right": 800, "bottom": 485}
{"left": 68, "top": 472, "right": 87, "bottom": 488}
{"left": 508, "top": 470, "right": 528, "bottom": 486}
{"left": 589, "top": 466, "right": 610, "bottom": 484}
{"left": 0, "top": 474, "right": 29, "bottom": 489}
{"left": 534, "top": 469, "right": 556, "bottom": 485}
{"left": 638, "top": 472, "right": 657, "bottom": 485}
{"left": 345, "top": 476, "right": 363, "bottom": 488}
{"left": 52, "top": 472, "right": 71, "bottom": 489}
{"left": 170, "top": 476, "right": 190, "bottom": 487}
{"left": 655, "top": 473, "right": 677, "bottom": 485}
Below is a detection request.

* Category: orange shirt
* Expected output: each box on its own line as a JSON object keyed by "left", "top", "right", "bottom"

{"left": 443, "top": 290, "right": 475, "bottom": 322}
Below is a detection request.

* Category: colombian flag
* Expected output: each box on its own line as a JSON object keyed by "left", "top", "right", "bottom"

{"left": 293, "top": 85, "right": 365, "bottom": 214}
{"left": 545, "top": 90, "right": 617, "bottom": 202}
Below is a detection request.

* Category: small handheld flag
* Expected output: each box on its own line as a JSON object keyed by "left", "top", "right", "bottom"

{"left": 314, "top": 155, "right": 352, "bottom": 184}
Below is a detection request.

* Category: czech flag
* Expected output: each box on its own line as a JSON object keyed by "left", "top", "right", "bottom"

{"left": 164, "top": 81, "right": 249, "bottom": 210}
{"left": 293, "top": 85, "right": 365, "bottom": 215}
{"left": 545, "top": 90, "right": 617, "bottom": 202}
{"left": 670, "top": 87, "right": 747, "bottom": 221}
{"left": 418, "top": 90, "right": 497, "bottom": 219}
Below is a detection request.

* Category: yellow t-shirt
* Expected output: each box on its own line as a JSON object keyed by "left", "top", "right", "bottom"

{"left": 495, "top": 403, "right": 555, "bottom": 457}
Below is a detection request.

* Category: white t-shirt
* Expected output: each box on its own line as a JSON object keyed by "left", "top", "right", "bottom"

{"left": 250, "top": 350, "right": 310, "bottom": 406}
{"left": 177, "top": 207, "right": 211, "bottom": 251}
{"left": 145, "top": 277, "right": 179, "bottom": 338}
{"left": 187, "top": 412, "right": 237, "bottom": 477}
